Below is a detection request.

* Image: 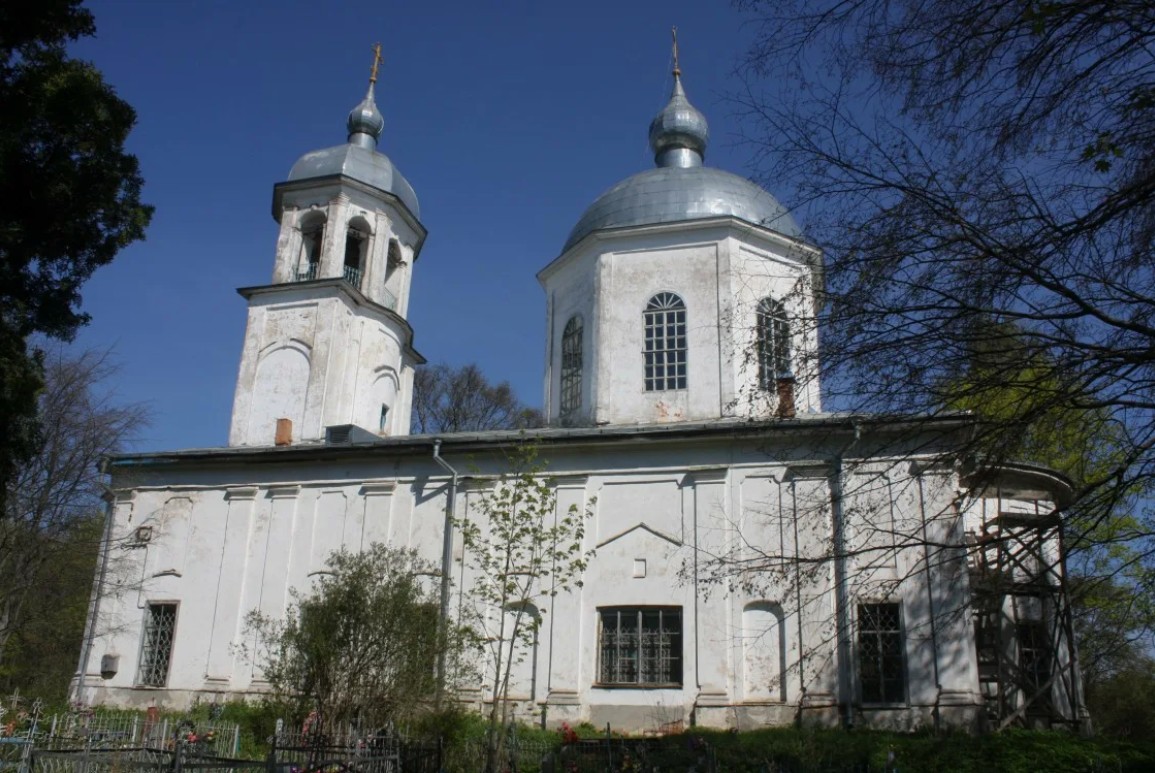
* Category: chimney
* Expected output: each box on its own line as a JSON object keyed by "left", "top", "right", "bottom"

{"left": 275, "top": 418, "right": 293, "bottom": 446}
{"left": 776, "top": 376, "right": 796, "bottom": 419}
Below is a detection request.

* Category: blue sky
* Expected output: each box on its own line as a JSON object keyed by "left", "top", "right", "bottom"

{"left": 68, "top": 0, "right": 781, "bottom": 451}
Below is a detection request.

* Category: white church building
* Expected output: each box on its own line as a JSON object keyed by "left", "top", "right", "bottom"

{"left": 75, "top": 58, "right": 1086, "bottom": 733}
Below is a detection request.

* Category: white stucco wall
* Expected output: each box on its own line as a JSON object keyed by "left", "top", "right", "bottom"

{"left": 228, "top": 285, "right": 418, "bottom": 446}
{"left": 538, "top": 220, "right": 822, "bottom": 428}
{"left": 81, "top": 422, "right": 1046, "bottom": 733}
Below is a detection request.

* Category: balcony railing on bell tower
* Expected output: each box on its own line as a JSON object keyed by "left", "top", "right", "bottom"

{"left": 295, "top": 262, "right": 319, "bottom": 281}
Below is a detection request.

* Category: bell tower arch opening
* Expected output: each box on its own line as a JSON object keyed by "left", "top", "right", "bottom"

{"left": 295, "top": 210, "right": 326, "bottom": 281}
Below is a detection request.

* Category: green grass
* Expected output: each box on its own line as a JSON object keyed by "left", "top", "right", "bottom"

{"left": 685, "top": 726, "right": 1155, "bottom": 772}
{"left": 52, "top": 702, "right": 1155, "bottom": 772}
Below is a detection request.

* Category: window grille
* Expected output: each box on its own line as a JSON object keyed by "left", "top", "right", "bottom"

{"left": 560, "top": 316, "right": 583, "bottom": 415}
{"left": 137, "top": 603, "right": 177, "bottom": 687}
{"left": 599, "top": 607, "right": 682, "bottom": 686}
{"left": 857, "top": 602, "right": 905, "bottom": 703}
{"left": 756, "top": 297, "right": 791, "bottom": 388}
{"left": 644, "top": 293, "right": 687, "bottom": 391}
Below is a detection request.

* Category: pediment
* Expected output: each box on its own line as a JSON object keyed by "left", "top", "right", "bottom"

{"left": 596, "top": 521, "right": 682, "bottom": 549}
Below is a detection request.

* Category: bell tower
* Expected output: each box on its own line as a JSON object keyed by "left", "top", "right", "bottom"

{"left": 229, "top": 48, "right": 426, "bottom": 447}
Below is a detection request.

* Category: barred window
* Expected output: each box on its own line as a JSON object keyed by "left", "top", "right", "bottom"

{"left": 137, "top": 603, "right": 177, "bottom": 687}
{"left": 857, "top": 603, "right": 905, "bottom": 704}
{"left": 560, "top": 316, "right": 583, "bottom": 416}
{"left": 599, "top": 607, "right": 682, "bottom": 686}
{"left": 756, "top": 298, "right": 791, "bottom": 388}
{"left": 644, "top": 293, "right": 687, "bottom": 391}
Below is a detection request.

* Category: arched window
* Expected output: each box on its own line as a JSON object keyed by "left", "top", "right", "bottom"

{"left": 343, "top": 220, "right": 370, "bottom": 290}
{"left": 295, "top": 214, "right": 325, "bottom": 281}
{"left": 644, "top": 292, "right": 687, "bottom": 391}
{"left": 560, "top": 316, "right": 583, "bottom": 416}
{"left": 756, "top": 298, "right": 791, "bottom": 389}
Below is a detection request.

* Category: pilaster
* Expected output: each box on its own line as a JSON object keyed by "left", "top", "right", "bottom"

{"left": 544, "top": 475, "right": 589, "bottom": 705}
{"left": 208, "top": 486, "right": 258, "bottom": 685}
{"left": 320, "top": 195, "right": 352, "bottom": 278}
{"left": 271, "top": 207, "right": 300, "bottom": 283}
{"left": 685, "top": 469, "right": 730, "bottom": 703}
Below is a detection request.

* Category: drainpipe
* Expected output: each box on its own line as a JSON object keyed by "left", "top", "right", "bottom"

{"left": 793, "top": 492, "right": 807, "bottom": 727}
{"left": 432, "top": 439, "right": 459, "bottom": 703}
{"left": 830, "top": 423, "right": 861, "bottom": 729}
{"left": 73, "top": 472, "right": 116, "bottom": 706}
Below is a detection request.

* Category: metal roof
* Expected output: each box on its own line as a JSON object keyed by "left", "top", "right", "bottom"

{"left": 562, "top": 72, "right": 800, "bottom": 253}
{"left": 105, "top": 412, "right": 977, "bottom": 468}
{"left": 563, "top": 166, "right": 802, "bottom": 252}
{"left": 285, "top": 82, "right": 420, "bottom": 219}
{"left": 287, "top": 143, "right": 419, "bottom": 218}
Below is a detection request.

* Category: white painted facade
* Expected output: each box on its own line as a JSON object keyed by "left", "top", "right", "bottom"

{"left": 229, "top": 84, "right": 426, "bottom": 448}
{"left": 539, "top": 222, "right": 822, "bottom": 427}
{"left": 76, "top": 70, "right": 1085, "bottom": 733}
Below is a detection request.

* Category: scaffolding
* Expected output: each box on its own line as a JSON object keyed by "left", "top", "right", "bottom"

{"left": 966, "top": 493, "right": 1086, "bottom": 731}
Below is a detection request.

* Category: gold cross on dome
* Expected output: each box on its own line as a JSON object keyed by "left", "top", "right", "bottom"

{"left": 369, "top": 42, "right": 383, "bottom": 84}
{"left": 672, "top": 26, "right": 680, "bottom": 77}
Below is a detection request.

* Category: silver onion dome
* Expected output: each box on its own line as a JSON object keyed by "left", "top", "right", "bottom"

{"left": 562, "top": 71, "right": 799, "bottom": 252}
{"left": 648, "top": 74, "right": 708, "bottom": 168}
{"left": 285, "top": 81, "right": 420, "bottom": 218}
{"left": 347, "top": 83, "right": 385, "bottom": 148}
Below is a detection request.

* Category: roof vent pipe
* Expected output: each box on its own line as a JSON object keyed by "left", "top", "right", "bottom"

{"left": 275, "top": 418, "right": 293, "bottom": 446}
{"left": 776, "top": 376, "right": 796, "bottom": 419}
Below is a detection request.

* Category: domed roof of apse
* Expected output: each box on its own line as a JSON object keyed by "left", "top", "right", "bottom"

{"left": 286, "top": 82, "right": 420, "bottom": 219}
{"left": 562, "top": 72, "right": 800, "bottom": 253}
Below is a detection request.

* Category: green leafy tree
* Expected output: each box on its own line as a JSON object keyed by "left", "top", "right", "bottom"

{"left": 246, "top": 544, "right": 461, "bottom": 733}
{"left": 456, "top": 446, "right": 593, "bottom": 773}
{"left": 1080, "top": 644, "right": 1155, "bottom": 739}
{"left": 1, "top": 348, "right": 147, "bottom": 688}
{"left": 943, "top": 322, "right": 1155, "bottom": 730}
{"left": 736, "top": 2, "right": 1155, "bottom": 705}
{"left": 943, "top": 324, "right": 1127, "bottom": 487}
{"left": 0, "top": 513, "right": 102, "bottom": 700}
{"left": 0, "top": 0, "right": 153, "bottom": 501}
